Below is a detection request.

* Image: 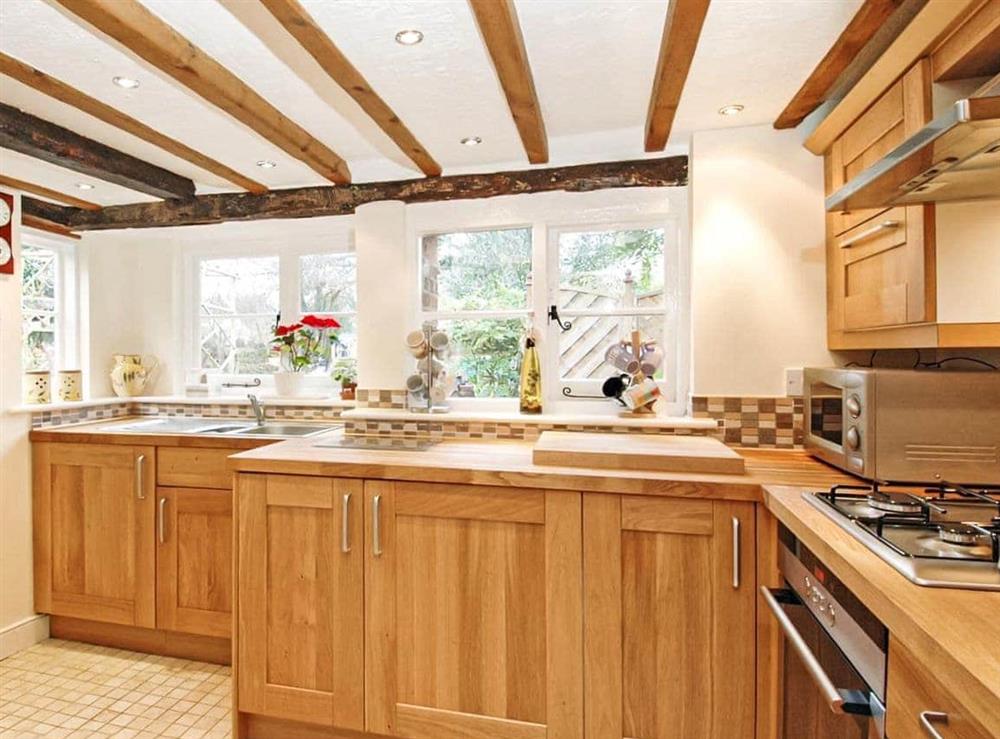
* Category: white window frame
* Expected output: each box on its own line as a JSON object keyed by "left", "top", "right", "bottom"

{"left": 20, "top": 236, "right": 80, "bottom": 376}
{"left": 183, "top": 239, "right": 355, "bottom": 390}
{"left": 415, "top": 216, "right": 688, "bottom": 416}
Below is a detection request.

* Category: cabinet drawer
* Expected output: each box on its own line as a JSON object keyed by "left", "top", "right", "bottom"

{"left": 886, "top": 638, "right": 993, "bottom": 739}
{"left": 836, "top": 206, "right": 907, "bottom": 261}
{"left": 157, "top": 447, "right": 234, "bottom": 489}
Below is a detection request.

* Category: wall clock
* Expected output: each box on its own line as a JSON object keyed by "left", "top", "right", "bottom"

{"left": 0, "top": 191, "right": 13, "bottom": 275}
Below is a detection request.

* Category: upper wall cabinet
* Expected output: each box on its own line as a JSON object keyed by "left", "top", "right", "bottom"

{"left": 818, "top": 0, "right": 1000, "bottom": 351}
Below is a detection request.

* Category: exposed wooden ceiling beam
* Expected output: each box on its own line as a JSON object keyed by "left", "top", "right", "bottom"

{"left": 58, "top": 157, "right": 687, "bottom": 231}
{"left": 0, "top": 52, "right": 267, "bottom": 194}
{"left": 0, "top": 103, "right": 196, "bottom": 199}
{"left": 468, "top": 0, "right": 548, "bottom": 164}
{"left": 0, "top": 173, "right": 101, "bottom": 210}
{"left": 22, "top": 213, "right": 81, "bottom": 240}
{"left": 258, "top": 0, "right": 441, "bottom": 177}
{"left": 51, "top": 0, "right": 351, "bottom": 184}
{"left": 774, "top": 0, "right": 909, "bottom": 129}
{"left": 644, "top": 0, "right": 712, "bottom": 151}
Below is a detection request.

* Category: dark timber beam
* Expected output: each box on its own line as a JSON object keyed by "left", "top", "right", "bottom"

{"left": 22, "top": 196, "right": 76, "bottom": 226}
{"left": 59, "top": 156, "right": 687, "bottom": 231}
{"left": 0, "top": 103, "right": 196, "bottom": 200}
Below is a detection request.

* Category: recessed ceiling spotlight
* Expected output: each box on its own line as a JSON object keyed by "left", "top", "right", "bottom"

{"left": 255, "top": 160, "right": 277, "bottom": 169}
{"left": 718, "top": 104, "right": 744, "bottom": 116}
{"left": 395, "top": 29, "right": 424, "bottom": 45}
{"left": 460, "top": 136, "right": 482, "bottom": 147}
{"left": 75, "top": 183, "right": 95, "bottom": 191}
{"left": 112, "top": 75, "right": 140, "bottom": 89}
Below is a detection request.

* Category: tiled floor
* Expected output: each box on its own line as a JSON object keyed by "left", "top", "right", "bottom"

{"left": 0, "top": 640, "right": 231, "bottom": 738}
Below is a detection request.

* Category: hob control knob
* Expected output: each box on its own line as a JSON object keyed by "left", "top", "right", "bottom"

{"left": 846, "top": 395, "right": 862, "bottom": 418}
{"left": 846, "top": 427, "right": 861, "bottom": 451}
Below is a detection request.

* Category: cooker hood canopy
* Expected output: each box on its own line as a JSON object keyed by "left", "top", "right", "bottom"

{"left": 826, "top": 95, "right": 1000, "bottom": 212}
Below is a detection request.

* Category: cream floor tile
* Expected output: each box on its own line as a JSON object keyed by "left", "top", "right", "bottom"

{"left": 0, "top": 640, "right": 230, "bottom": 738}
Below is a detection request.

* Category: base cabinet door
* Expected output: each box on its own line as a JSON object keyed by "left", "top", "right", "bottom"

{"left": 364, "top": 481, "right": 583, "bottom": 739}
{"left": 33, "top": 442, "right": 156, "bottom": 628}
{"left": 237, "top": 474, "right": 364, "bottom": 729}
{"left": 156, "top": 487, "right": 232, "bottom": 638}
{"left": 583, "top": 494, "right": 756, "bottom": 739}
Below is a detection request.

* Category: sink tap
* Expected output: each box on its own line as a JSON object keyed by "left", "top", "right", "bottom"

{"left": 248, "top": 394, "right": 266, "bottom": 425}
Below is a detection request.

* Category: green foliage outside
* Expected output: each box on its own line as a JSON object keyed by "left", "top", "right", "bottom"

{"left": 427, "top": 228, "right": 664, "bottom": 397}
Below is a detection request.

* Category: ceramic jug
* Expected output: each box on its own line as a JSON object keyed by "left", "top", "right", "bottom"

{"left": 110, "top": 354, "right": 158, "bottom": 397}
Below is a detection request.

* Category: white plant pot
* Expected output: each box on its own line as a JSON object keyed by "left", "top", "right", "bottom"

{"left": 273, "top": 371, "right": 307, "bottom": 398}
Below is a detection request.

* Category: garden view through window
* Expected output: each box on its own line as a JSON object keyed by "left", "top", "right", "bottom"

{"left": 21, "top": 245, "right": 58, "bottom": 372}
{"left": 198, "top": 251, "right": 356, "bottom": 375}
{"left": 420, "top": 225, "right": 670, "bottom": 398}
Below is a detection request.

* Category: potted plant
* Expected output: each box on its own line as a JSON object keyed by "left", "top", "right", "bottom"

{"left": 270, "top": 315, "right": 340, "bottom": 397}
{"left": 331, "top": 358, "right": 358, "bottom": 400}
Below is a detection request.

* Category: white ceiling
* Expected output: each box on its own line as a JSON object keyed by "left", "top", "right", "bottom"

{"left": 0, "top": 0, "right": 862, "bottom": 205}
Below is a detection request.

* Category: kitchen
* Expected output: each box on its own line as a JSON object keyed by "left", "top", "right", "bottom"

{"left": 1, "top": 0, "right": 999, "bottom": 738}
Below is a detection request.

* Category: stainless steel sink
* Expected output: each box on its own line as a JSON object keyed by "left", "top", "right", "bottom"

{"left": 230, "top": 423, "right": 339, "bottom": 437}
{"left": 104, "top": 418, "right": 340, "bottom": 438}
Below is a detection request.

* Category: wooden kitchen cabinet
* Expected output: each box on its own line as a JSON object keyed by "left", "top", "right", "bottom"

{"left": 825, "top": 59, "right": 936, "bottom": 344}
{"left": 886, "top": 637, "right": 995, "bottom": 739}
{"left": 363, "top": 480, "right": 583, "bottom": 739}
{"left": 582, "top": 494, "right": 756, "bottom": 739}
{"left": 33, "top": 442, "right": 157, "bottom": 628}
{"left": 236, "top": 473, "right": 365, "bottom": 730}
{"left": 156, "top": 487, "right": 232, "bottom": 638}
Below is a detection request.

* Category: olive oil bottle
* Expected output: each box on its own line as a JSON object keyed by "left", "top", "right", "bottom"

{"left": 519, "top": 334, "right": 542, "bottom": 414}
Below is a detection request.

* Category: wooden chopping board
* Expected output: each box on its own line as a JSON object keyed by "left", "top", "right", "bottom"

{"left": 532, "top": 431, "right": 745, "bottom": 474}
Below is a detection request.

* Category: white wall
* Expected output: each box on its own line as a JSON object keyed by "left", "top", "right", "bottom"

{"left": 0, "top": 190, "right": 49, "bottom": 657}
{"left": 936, "top": 201, "right": 1000, "bottom": 323}
{"left": 690, "top": 124, "right": 835, "bottom": 396}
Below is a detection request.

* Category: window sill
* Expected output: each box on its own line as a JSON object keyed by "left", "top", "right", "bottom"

{"left": 341, "top": 407, "right": 716, "bottom": 431}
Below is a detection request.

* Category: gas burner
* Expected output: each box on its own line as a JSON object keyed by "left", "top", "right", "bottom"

{"left": 867, "top": 491, "right": 924, "bottom": 515}
{"left": 938, "top": 523, "right": 984, "bottom": 546}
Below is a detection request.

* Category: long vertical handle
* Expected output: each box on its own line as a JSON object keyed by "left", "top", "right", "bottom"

{"left": 341, "top": 493, "right": 352, "bottom": 553}
{"left": 919, "top": 711, "right": 948, "bottom": 738}
{"left": 372, "top": 494, "right": 383, "bottom": 557}
{"left": 732, "top": 516, "right": 741, "bottom": 589}
{"left": 158, "top": 497, "right": 167, "bottom": 544}
{"left": 135, "top": 454, "right": 146, "bottom": 500}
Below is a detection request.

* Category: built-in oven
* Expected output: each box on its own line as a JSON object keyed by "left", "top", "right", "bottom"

{"left": 763, "top": 523, "right": 889, "bottom": 738}
{"left": 803, "top": 367, "right": 1000, "bottom": 484}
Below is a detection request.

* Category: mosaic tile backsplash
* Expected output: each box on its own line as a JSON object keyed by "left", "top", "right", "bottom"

{"left": 31, "top": 392, "right": 809, "bottom": 449}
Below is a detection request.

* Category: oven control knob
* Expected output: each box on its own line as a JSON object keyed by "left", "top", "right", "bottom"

{"left": 846, "top": 395, "right": 862, "bottom": 418}
{"left": 826, "top": 604, "right": 836, "bottom": 627}
{"left": 846, "top": 427, "right": 861, "bottom": 451}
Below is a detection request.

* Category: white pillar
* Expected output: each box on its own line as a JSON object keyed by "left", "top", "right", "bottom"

{"left": 355, "top": 200, "right": 411, "bottom": 389}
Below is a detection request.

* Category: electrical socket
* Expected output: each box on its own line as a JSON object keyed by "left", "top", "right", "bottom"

{"left": 785, "top": 368, "right": 804, "bottom": 396}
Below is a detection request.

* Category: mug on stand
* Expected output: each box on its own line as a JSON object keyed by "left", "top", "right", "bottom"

{"left": 406, "top": 330, "right": 429, "bottom": 358}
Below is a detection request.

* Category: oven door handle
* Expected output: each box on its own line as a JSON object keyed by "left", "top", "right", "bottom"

{"left": 761, "top": 586, "right": 874, "bottom": 717}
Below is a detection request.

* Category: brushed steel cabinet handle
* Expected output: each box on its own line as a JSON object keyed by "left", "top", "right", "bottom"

{"left": 158, "top": 497, "right": 167, "bottom": 544}
{"left": 838, "top": 219, "right": 900, "bottom": 248}
{"left": 919, "top": 711, "right": 948, "bottom": 738}
{"left": 135, "top": 454, "right": 146, "bottom": 500}
{"left": 372, "top": 494, "right": 383, "bottom": 557}
{"left": 732, "top": 516, "right": 740, "bottom": 589}
{"left": 341, "top": 493, "right": 352, "bottom": 553}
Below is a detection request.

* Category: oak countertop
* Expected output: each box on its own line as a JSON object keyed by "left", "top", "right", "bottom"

{"left": 226, "top": 431, "right": 855, "bottom": 502}
{"left": 764, "top": 486, "right": 1000, "bottom": 734}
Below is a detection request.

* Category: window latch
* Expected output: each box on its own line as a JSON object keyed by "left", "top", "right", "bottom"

{"left": 548, "top": 305, "right": 572, "bottom": 332}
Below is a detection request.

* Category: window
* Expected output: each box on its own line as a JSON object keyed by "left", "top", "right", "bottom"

{"left": 21, "top": 242, "right": 78, "bottom": 374}
{"left": 419, "top": 220, "right": 684, "bottom": 409}
{"left": 192, "top": 249, "right": 356, "bottom": 377}
{"left": 420, "top": 228, "right": 532, "bottom": 397}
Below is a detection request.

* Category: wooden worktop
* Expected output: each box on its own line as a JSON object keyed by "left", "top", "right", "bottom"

{"left": 227, "top": 431, "right": 855, "bottom": 502}
{"left": 764, "top": 486, "right": 1000, "bottom": 734}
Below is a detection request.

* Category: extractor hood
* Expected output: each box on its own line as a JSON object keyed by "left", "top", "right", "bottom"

{"left": 826, "top": 95, "right": 1000, "bottom": 212}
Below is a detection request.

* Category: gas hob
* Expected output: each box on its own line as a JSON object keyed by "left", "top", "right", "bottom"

{"left": 806, "top": 482, "right": 1000, "bottom": 591}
